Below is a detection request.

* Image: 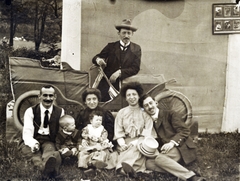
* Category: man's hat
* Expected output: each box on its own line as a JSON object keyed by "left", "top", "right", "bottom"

{"left": 115, "top": 19, "right": 138, "bottom": 32}
{"left": 137, "top": 137, "right": 159, "bottom": 158}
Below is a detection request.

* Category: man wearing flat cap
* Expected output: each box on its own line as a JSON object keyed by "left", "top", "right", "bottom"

{"left": 92, "top": 19, "right": 141, "bottom": 102}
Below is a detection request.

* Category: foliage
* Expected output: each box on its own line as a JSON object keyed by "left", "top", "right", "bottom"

{"left": 0, "top": 132, "right": 239, "bottom": 181}
{"left": 0, "top": 0, "right": 62, "bottom": 50}
{"left": 0, "top": 42, "right": 60, "bottom": 60}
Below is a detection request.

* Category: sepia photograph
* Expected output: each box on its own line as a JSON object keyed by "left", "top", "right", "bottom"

{"left": 213, "top": 3, "right": 240, "bottom": 34}
{"left": 0, "top": 0, "right": 239, "bottom": 181}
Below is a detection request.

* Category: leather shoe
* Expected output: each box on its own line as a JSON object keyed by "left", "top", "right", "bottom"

{"left": 121, "top": 162, "right": 137, "bottom": 178}
{"left": 42, "top": 156, "right": 57, "bottom": 176}
{"left": 89, "top": 160, "right": 108, "bottom": 169}
{"left": 188, "top": 175, "right": 206, "bottom": 181}
{"left": 62, "top": 150, "right": 73, "bottom": 158}
{"left": 84, "top": 168, "right": 96, "bottom": 177}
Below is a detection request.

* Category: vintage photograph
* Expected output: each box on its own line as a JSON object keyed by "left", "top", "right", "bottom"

{"left": 214, "top": 6, "right": 223, "bottom": 17}
{"left": 233, "top": 19, "right": 240, "bottom": 30}
{"left": 1, "top": 0, "right": 239, "bottom": 181}
{"left": 213, "top": 3, "right": 240, "bottom": 34}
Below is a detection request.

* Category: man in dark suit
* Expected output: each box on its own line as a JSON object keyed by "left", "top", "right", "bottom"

{"left": 92, "top": 19, "right": 141, "bottom": 102}
{"left": 139, "top": 94, "right": 206, "bottom": 181}
{"left": 21, "top": 85, "right": 64, "bottom": 178}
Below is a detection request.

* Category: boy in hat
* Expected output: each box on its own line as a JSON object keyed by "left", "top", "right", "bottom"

{"left": 92, "top": 19, "right": 141, "bottom": 102}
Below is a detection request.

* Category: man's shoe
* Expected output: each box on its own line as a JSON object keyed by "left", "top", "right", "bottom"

{"left": 63, "top": 156, "right": 71, "bottom": 164}
{"left": 116, "top": 168, "right": 127, "bottom": 177}
{"left": 84, "top": 168, "right": 96, "bottom": 177}
{"left": 42, "top": 156, "right": 57, "bottom": 176}
{"left": 121, "top": 162, "right": 137, "bottom": 178}
{"left": 90, "top": 160, "right": 108, "bottom": 169}
{"left": 188, "top": 175, "right": 206, "bottom": 181}
{"left": 62, "top": 150, "right": 73, "bottom": 158}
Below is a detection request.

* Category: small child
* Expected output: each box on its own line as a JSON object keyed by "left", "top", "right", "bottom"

{"left": 51, "top": 49, "right": 61, "bottom": 67}
{"left": 78, "top": 110, "right": 113, "bottom": 169}
{"left": 55, "top": 115, "right": 81, "bottom": 159}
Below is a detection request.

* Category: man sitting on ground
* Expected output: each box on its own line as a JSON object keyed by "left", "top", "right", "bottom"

{"left": 21, "top": 85, "right": 64, "bottom": 178}
{"left": 139, "top": 94, "right": 206, "bottom": 181}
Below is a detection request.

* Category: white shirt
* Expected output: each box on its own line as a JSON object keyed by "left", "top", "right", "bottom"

{"left": 151, "top": 108, "right": 159, "bottom": 122}
{"left": 120, "top": 40, "right": 130, "bottom": 51}
{"left": 22, "top": 103, "right": 64, "bottom": 149}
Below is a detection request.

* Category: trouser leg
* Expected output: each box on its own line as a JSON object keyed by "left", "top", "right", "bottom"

{"left": 41, "top": 141, "right": 56, "bottom": 159}
{"left": 21, "top": 144, "right": 42, "bottom": 169}
{"left": 41, "top": 141, "right": 62, "bottom": 174}
{"left": 146, "top": 147, "right": 195, "bottom": 180}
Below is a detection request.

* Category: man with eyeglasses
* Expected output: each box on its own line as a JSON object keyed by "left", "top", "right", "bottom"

{"left": 21, "top": 85, "right": 64, "bottom": 178}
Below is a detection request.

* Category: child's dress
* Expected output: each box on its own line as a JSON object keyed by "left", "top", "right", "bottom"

{"left": 78, "top": 124, "right": 113, "bottom": 168}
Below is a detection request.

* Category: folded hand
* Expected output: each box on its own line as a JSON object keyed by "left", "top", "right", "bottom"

{"left": 110, "top": 70, "right": 121, "bottom": 83}
{"left": 160, "top": 142, "right": 174, "bottom": 154}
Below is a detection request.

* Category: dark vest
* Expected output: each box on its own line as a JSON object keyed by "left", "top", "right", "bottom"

{"left": 120, "top": 47, "right": 128, "bottom": 67}
{"left": 32, "top": 104, "right": 62, "bottom": 142}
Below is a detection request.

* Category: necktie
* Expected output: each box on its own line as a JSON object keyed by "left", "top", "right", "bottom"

{"left": 44, "top": 110, "right": 49, "bottom": 128}
{"left": 120, "top": 44, "right": 128, "bottom": 51}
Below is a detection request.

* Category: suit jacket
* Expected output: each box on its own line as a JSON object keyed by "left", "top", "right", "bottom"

{"left": 154, "top": 109, "right": 197, "bottom": 165}
{"left": 92, "top": 41, "right": 141, "bottom": 101}
{"left": 92, "top": 41, "right": 141, "bottom": 80}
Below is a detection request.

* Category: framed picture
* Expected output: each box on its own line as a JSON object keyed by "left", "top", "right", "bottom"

{"left": 213, "top": 3, "right": 240, "bottom": 34}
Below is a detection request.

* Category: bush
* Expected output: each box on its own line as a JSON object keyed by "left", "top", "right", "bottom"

{"left": 9, "top": 47, "right": 58, "bottom": 60}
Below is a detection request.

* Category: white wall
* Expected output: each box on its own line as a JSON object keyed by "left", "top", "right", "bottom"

{"left": 61, "top": 0, "right": 81, "bottom": 70}
{"left": 222, "top": 35, "right": 240, "bottom": 132}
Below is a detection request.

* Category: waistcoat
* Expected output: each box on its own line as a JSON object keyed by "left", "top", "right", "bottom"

{"left": 32, "top": 104, "right": 62, "bottom": 142}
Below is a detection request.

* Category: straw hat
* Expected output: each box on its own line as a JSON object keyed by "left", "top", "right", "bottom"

{"left": 115, "top": 19, "right": 138, "bottom": 32}
{"left": 137, "top": 137, "right": 159, "bottom": 158}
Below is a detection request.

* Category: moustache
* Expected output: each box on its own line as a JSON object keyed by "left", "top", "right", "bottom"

{"left": 148, "top": 108, "right": 154, "bottom": 112}
{"left": 43, "top": 100, "right": 53, "bottom": 103}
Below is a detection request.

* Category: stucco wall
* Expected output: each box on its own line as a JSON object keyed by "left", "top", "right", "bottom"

{"left": 80, "top": 0, "right": 230, "bottom": 132}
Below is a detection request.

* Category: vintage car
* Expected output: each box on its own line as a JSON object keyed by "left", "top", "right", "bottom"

{"left": 7, "top": 57, "right": 193, "bottom": 139}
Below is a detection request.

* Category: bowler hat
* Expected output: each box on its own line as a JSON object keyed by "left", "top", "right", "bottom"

{"left": 115, "top": 19, "right": 138, "bottom": 32}
{"left": 137, "top": 137, "right": 159, "bottom": 158}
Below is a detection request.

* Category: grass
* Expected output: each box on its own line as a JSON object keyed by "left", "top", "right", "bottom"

{"left": 0, "top": 132, "right": 239, "bottom": 181}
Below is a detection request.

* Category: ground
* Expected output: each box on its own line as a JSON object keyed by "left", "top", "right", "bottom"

{"left": 0, "top": 132, "right": 239, "bottom": 181}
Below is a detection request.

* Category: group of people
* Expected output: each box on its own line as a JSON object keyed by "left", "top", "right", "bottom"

{"left": 20, "top": 19, "right": 206, "bottom": 181}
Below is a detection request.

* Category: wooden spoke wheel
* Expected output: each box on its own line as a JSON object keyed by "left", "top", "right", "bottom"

{"left": 13, "top": 90, "right": 40, "bottom": 130}
{"left": 154, "top": 89, "right": 192, "bottom": 126}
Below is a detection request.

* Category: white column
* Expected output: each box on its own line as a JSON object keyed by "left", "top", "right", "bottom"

{"left": 222, "top": 34, "right": 240, "bottom": 132}
{"left": 61, "top": 0, "right": 81, "bottom": 70}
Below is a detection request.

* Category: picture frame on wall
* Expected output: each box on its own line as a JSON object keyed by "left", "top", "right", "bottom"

{"left": 213, "top": 3, "right": 240, "bottom": 34}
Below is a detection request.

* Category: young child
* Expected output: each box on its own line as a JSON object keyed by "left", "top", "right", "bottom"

{"left": 55, "top": 115, "right": 81, "bottom": 159}
{"left": 78, "top": 110, "right": 113, "bottom": 169}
